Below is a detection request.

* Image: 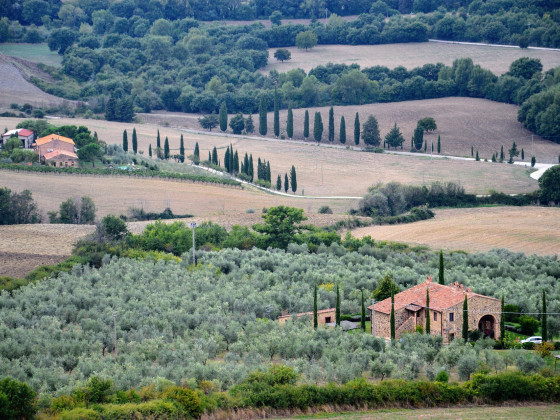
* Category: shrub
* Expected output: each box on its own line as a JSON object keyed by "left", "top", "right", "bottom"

{"left": 516, "top": 354, "right": 545, "bottom": 373}
{"left": 60, "top": 407, "right": 100, "bottom": 420}
{"left": 522, "top": 342, "right": 535, "bottom": 350}
{"left": 98, "top": 400, "right": 180, "bottom": 419}
{"left": 0, "top": 377, "right": 37, "bottom": 420}
{"left": 470, "top": 371, "right": 559, "bottom": 402}
{"left": 534, "top": 342, "right": 554, "bottom": 358}
{"left": 434, "top": 370, "right": 449, "bottom": 383}
{"left": 318, "top": 205, "right": 333, "bottom": 214}
{"left": 85, "top": 377, "right": 113, "bottom": 404}
{"left": 518, "top": 315, "right": 539, "bottom": 336}
{"left": 457, "top": 354, "right": 478, "bottom": 380}
{"left": 51, "top": 395, "right": 77, "bottom": 413}
{"left": 163, "top": 386, "right": 202, "bottom": 418}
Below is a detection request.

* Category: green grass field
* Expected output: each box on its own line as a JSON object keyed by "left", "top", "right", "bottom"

{"left": 0, "top": 43, "right": 61, "bottom": 67}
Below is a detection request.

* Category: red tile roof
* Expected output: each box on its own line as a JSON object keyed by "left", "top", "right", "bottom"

{"left": 368, "top": 278, "right": 499, "bottom": 314}
{"left": 43, "top": 150, "right": 78, "bottom": 160}
{"left": 18, "top": 129, "right": 33, "bottom": 137}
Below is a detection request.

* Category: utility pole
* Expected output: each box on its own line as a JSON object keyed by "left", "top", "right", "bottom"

{"left": 190, "top": 222, "right": 197, "bottom": 265}
{"left": 371, "top": 298, "right": 376, "bottom": 337}
{"left": 113, "top": 311, "right": 118, "bottom": 356}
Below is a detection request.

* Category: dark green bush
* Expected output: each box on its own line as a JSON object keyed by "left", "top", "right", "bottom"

{"left": 0, "top": 377, "right": 37, "bottom": 420}
{"left": 470, "top": 372, "right": 560, "bottom": 402}
{"left": 519, "top": 315, "right": 539, "bottom": 335}
{"left": 163, "top": 386, "right": 202, "bottom": 418}
{"left": 434, "top": 370, "right": 450, "bottom": 383}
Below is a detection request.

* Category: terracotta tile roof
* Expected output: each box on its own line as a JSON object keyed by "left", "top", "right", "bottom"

{"left": 368, "top": 278, "right": 499, "bottom": 315}
{"left": 278, "top": 307, "right": 335, "bottom": 320}
{"left": 18, "top": 129, "right": 33, "bottom": 137}
{"left": 43, "top": 150, "right": 78, "bottom": 160}
{"left": 35, "top": 134, "right": 74, "bottom": 146}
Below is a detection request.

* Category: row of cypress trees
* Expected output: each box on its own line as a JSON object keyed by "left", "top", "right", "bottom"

{"left": 313, "top": 283, "right": 368, "bottom": 332}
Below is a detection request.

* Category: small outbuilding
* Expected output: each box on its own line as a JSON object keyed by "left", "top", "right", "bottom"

{"left": 1, "top": 128, "right": 35, "bottom": 149}
{"left": 368, "top": 276, "right": 501, "bottom": 344}
{"left": 278, "top": 308, "right": 336, "bottom": 327}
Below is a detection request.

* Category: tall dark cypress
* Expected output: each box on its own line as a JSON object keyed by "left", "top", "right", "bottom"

{"left": 229, "top": 145, "right": 234, "bottom": 173}
{"left": 224, "top": 147, "right": 230, "bottom": 172}
{"left": 438, "top": 250, "right": 445, "bottom": 285}
{"left": 211, "top": 147, "right": 218, "bottom": 165}
{"left": 179, "top": 134, "right": 184, "bottom": 162}
{"left": 437, "top": 134, "right": 441, "bottom": 153}
{"left": 276, "top": 174, "right": 281, "bottom": 190}
{"left": 290, "top": 165, "right": 297, "bottom": 193}
{"left": 390, "top": 291, "right": 395, "bottom": 340}
{"left": 266, "top": 161, "right": 271, "bottom": 182}
{"left": 234, "top": 151, "right": 239, "bottom": 173}
{"left": 328, "top": 106, "right": 334, "bottom": 143}
{"left": 286, "top": 106, "right": 293, "bottom": 139}
{"left": 361, "top": 289, "right": 366, "bottom": 332}
{"left": 335, "top": 283, "right": 341, "bottom": 326}
{"left": 542, "top": 290, "right": 548, "bottom": 342}
{"left": 313, "top": 283, "right": 318, "bottom": 330}
{"left": 354, "top": 112, "right": 360, "bottom": 145}
{"left": 500, "top": 295, "right": 505, "bottom": 342}
{"left": 273, "top": 88, "right": 280, "bottom": 137}
{"left": 149, "top": 144, "right": 152, "bottom": 157}
{"left": 122, "top": 129, "right": 128, "bottom": 152}
{"left": 313, "top": 112, "right": 323, "bottom": 142}
{"left": 249, "top": 154, "right": 254, "bottom": 181}
{"left": 339, "top": 116, "right": 346, "bottom": 144}
{"left": 157, "top": 130, "right": 161, "bottom": 149}
{"left": 164, "top": 136, "right": 170, "bottom": 160}
{"left": 219, "top": 102, "right": 228, "bottom": 132}
{"left": 425, "top": 289, "right": 431, "bottom": 334}
{"left": 132, "top": 128, "right": 137, "bottom": 154}
{"left": 284, "top": 173, "right": 289, "bottom": 192}
{"left": 462, "top": 296, "right": 469, "bottom": 342}
{"left": 193, "top": 142, "right": 199, "bottom": 164}
{"left": 243, "top": 153, "right": 249, "bottom": 175}
{"left": 303, "top": 110, "right": 309, "bottom": 138}
{"left": 259, "top": 97, "right": 267, "bottom": 136}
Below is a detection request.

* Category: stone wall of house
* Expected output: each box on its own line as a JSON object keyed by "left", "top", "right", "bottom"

{"left": 372, "top": 308, "right": 409, "bottom": 339}
{"left": 37, "top": 139, "right": 74, "bottom": 156}
{"left": 278, "top": 309, "right": 336, "bottom": 327}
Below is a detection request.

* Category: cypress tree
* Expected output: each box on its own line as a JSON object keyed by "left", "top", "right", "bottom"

{"left": 290, "top": 165, "right": 297, "bottom": 193}
{"left": 413, "top": 127, "right": 423, "bottom": 150}
{"left": 208, "top": 151, "right": 211, "bottom": 162}
{"left": 273, "top": 88, "right": 280, "bottom": 137}
{"left": 122, "top": 129, "right": 128, "bottom": 152}
{"left": 258, "top": 97, "right": 267, "bottom": 136}
{"left": 164, "top": 137, "right": 169, "bottom": 159}
{"left": 234, "top": 150, "right": 239, "bottom": 173}
{"left": 266, "top": 161, "right": 271, "bottom": 182}
{"left": 211, "top": 147, "right": 218, "bottom": 165}
{"left": 531, "top": 156, "right": 536, "bottom": 167}
{"left": 390, "top": 291, "right": 395, "bottom": 340}
{"left": 462, "top": 296, "right": 468, "bottom": 342}
{"left": 313, "top": 283, "right": 318, "bottom": 330}
{"left": 132, "top": 128, "right": 137, "bottom": 154}
{"left": 410, "top": 136, "right": 414, "bottom": 151}
{"left": 156, "top": 130, "right": 161, "bottom": 149}
{"left": 219, "top": 102, "right": 228, "bottom": 132}
{"left": 335, "top": 283, "right": 341, "bottom": 327}
{"left": 245, "top": 114, "right": 254, "bottom": 134}
{"left": 542, "top": 290, "right": 548, "bottom": 342}
{"left": 438, "top": 250, "right": 444, "bottom": 285}
{"left": 431, "top": 142, "right": 434, "bottom": 153}
{"left": 437, "top": 134, "right": 441, "bottom": 153}
{"left": 303, "top": 110, "right": 309, "bottom": 138}
{"left": 339, "top": 116, "right": 346, "bottom": 144}
{"left": 243, "top": 153, "right": 249, "bottom": 174}
{"left": 149, "top": 144, "right": 152, "bottom": 157}
{"left": 249, "top": 154, "right": 254, "bottom": 181}
{"left": 313, "top": 112, "right": 323, "bottom": 142}
{"left": 500, "top": 145, "right": 504, "bottom": 161}
{"left": 224, "top": 147, "right": 230, "bottom": 172}
{"left": 286, "top": 106, "right": 293, "bottom": 139}
{"left": 425, "top": 289, "right": 431, "bottom": 334}
{"left": 354, "top": 112, "right": 360, "bottom": 145}
{"left": 521, "top": 148, "right": 524, "bottom": 160}
{"left": 328, "top": 106, "right": 334, "bottom": 143}
{"left": 471, "top": 145, "right": 474, "bottom": 157}
{"left": 193, "top": 142, "right": 200, "bottom": 165}
{"left": 179, "top": 134, "right": 184, "bottom": 162}
{"left": 500, "top": 295, "right": 505, "bottom": 343}
{"left": 362, "top": 115, "right": 381, "bottom": 146}
{"left": 424, "top": 138, "right": 427, "bottom": 152}
{"left": 361, "top": 289, "right": 366, "bottom": 332}
{"left": 276, "top": 174, "right": 281, "bottom": 190}
{"left": 284, "top": 173, "right": 289, "bottom": 192}
{"left": 475, "top": 150, "right": 479, "bottom": 161}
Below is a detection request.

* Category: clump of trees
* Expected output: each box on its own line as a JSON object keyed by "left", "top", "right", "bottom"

{"left": 48, "top": 196, "right": 96, "bottom": 224}
{"left": 0, "top": 187, "right": 41, "bottom": 224}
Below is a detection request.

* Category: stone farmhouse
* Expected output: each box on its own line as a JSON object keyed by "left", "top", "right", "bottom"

{"left": 278, "top": 308, "right": 336, "bottom": 327}
{"left": 33, "top": 134, "right": 78, "bottom": 167}
{"left": 368, "top": 276, "right": 501, "bottom": 344}
{"left": 1, "top": 128, "right": 35, "bottom": 149}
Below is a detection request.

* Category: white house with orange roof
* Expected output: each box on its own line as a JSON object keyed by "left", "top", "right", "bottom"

{"left": 368, "top": 276, "right": 501, "bottom": 343}
{"left": 2, "top": 128, "right": 35, "bottom": 148}
{"left": 33, "top": 134, "right": 78, "bottom": 167}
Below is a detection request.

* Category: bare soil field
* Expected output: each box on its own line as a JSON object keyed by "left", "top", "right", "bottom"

{"left": 351, "top": 206, "right": 560, "bottom": 257}
{"left": 0, "top": 170, "right": 355, "bottom": 217}
{"left": 264, "top": 42, "right": 560, "bottom": 75}
{"left": 279, "top": 404, "right": 560, "bottom": 420}
{"left": 0, "top": 53, "right": 72, "bottom": 108}
{"left": 138, "top": 97, "right": 560, "bottom": 164}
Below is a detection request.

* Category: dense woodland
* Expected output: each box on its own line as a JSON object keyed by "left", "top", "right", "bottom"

{"left": 0, "top": 246, "right": 558, "bottom": 398}
{"left": 1, "top": 1, "right": 560, "bottom": 139}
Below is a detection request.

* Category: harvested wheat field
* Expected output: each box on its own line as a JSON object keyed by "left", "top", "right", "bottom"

{"left": 277, "top": 404, "right": 560, "bottom": 420}
{"left": 264, "top": 42, "right": 560, "bottom": 75}
{"left": 0, "top": 170, "right": 356, "bottom": 218}
{"left": 351, "top": 206, "right": 560, "bottom": 257}
{"left": 137, "top": 97, "right": 560, "bottom": 163}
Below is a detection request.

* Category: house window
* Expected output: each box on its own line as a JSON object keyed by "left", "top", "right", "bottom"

{"left": 449, "top": 312, "right": 454, "bottom": 322}
{"left": 449, "top": 333, "right": 455, "bottom": 341}
{"left": 434, "top": 312, "right": 437, "bottom": 321}
{"left": 325, "top": 316, "right": 332, "bottom": 323}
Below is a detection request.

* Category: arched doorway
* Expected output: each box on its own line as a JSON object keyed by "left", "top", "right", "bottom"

{"left": 478, "top": 314, "right": 495, "bottom": 338}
